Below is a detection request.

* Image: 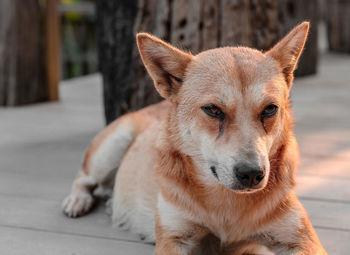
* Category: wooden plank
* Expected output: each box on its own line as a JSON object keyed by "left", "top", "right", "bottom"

{"left": 296, "top": 130, "right": 350, "bottom": 159}
{"left": 316, "top": 228, "right": 350, "bottom": 255}
{"left": 0, "top": 222, "right": 346, "bottom": 255}
{"left": 3, "top": 172, "right": 349, "bottom": 254}
{"left": 45, "top": 0, "right": 60, "bottom": 101}
{"left": 302, "top": 199, "right": 350, "bottom": 231}
{"left": 0, "top": 172, "right": 71, "bottom": 200}
{"left": 299, "top": 152, "right": 350, "bottom": 179}
{"left": 0, "top": 137, "right": 89, "bottom": 179}
{"left": 296, "top": 175, "right": 350, "bottom": 202}
{"left": 0, "top": 193, "right": 349, "bottom": 241}
{"left": 0, "top": 225, "right": 154, "bottom": 255}
{"left": 0, "top": 195, "right": 141, "bottom": 242}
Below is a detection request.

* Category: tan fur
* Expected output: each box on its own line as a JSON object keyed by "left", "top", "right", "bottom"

{"left": 63, "top": 22, "right": 326, "bottom": 254}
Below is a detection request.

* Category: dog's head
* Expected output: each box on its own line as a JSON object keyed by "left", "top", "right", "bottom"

{"left": 137, "top": 22, "right": 309, "bottom": 192}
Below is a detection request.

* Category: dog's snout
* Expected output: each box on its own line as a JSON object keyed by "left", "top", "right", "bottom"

{"left": 234, "top": 162, "right": 265, "bottom": 188}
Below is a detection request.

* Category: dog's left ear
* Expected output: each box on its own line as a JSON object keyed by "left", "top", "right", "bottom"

{"left": 137, "top": 33, "right": 193, "bottom": 102}
{"left": 266, "top": 22, "right": 310, "bottom": 89}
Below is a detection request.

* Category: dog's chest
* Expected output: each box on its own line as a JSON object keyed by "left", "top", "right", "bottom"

{"left": 204, "top": 209, "right": 254, "bottom": 243}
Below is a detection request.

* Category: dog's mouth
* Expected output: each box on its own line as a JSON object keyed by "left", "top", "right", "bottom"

{"left": 231, "top": 184, "right": 265, "bottom": 193}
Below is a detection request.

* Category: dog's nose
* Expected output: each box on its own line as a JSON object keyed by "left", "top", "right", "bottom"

{"left": 234, "top": 162, "right": 264, "bottom": 188}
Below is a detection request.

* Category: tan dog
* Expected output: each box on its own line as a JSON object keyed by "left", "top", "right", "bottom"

{"left": 62, "top": 22, "right": 326, "bottom": 254}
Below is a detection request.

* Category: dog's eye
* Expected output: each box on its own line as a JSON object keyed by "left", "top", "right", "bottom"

{"left": 261, "top": 104, "right": 278, "bottom": 118}
{"left": 201, "top": 104, "right": 225, "bottom": 119}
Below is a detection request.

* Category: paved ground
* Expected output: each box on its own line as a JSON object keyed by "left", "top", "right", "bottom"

{"left": 0, "top": 53, "right": 349, "bottom": 254}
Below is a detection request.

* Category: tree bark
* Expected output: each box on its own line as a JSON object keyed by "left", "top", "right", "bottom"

{"left": 0, "top": 0, "right": 47, "bottom": 105}
{"left": 326, "top": 0, "right": 350, "bottom": 53}
{"left": 96, "top": 0, "right": 139, "bottom": 124}
{"left": 97, "top": 0, "right": 318, "bottom": 124}
{"left": 278, "top": 0, "right": 319, "bottom": 76}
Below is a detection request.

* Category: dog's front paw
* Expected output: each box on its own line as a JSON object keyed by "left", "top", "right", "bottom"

{"left": 62, "top": 191, "right": 94, "bottom": 217}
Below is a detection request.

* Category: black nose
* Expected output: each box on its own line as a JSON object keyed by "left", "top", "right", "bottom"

{"left": 234, "top": 162, "right": 265, "bottom": 188}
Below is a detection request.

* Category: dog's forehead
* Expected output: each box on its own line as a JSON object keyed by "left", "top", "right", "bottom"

{"left": 184, "top": 47, "right": 284, "bottom": 104}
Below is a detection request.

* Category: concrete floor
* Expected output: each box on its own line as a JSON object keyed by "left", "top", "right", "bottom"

{"left": 0, "top": 53, "right": 349, "bottom": 254}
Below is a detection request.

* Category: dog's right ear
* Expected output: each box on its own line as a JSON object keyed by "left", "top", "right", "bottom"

{"left": 136, "top": 33, "right": 193, "bottom": 102}
{"left": 266, "top": 22, "right": 309, "bottom": 89}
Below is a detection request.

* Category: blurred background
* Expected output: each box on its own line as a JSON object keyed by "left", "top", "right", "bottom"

{"left": 0, "top": 1, "right": 349, "bottom": 254}
{"left": 0, "top": 0, "right": 349, "bottom": 122}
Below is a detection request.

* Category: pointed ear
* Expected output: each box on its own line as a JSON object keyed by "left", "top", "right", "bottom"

{"left": 266, "top": 22, "right": 310, "bottom": 88}
{"left": 136, "top": 33, "right": 193, "bottom": 102}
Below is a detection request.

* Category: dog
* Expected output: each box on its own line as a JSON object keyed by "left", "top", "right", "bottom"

{"left": 62, "top": 22, "right": 327, "bottom": 254}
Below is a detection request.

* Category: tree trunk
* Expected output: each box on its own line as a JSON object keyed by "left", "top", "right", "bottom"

{"left": 278, "top": 0, "right": 319, "bottom": 76}
{"left": 96, "top": 0, "right": 139, "bottom": 124}
{"left": 97, "top": 0, "right": 318, "bottom": 124}
{"left": 0, "top": 0, "right": 47, "bottom": 105}
{"left": 220, "top": 0, "right": 279, "bottom": 50}
{"left": 326, "top": 0, "right": 350, "bottom": 53}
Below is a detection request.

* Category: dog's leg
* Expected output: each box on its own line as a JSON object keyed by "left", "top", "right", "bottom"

{"left": 267, "top": 222, "right": 327, "bottom": 255}
{"left": 258, "top": 204, "right": 327, "bottom": 255}
{"left": 62, "top": 170, "right": 97, "bottom": 217}
{"left": 154, "top": 194, "right": 208, "bottom": 255}
{"left": 224, "top": 242, "right": 275, "bottom": 255}
{"left": 154, "top": 224, "right": 203, "bottom": 255}
{"left": 62, "top": 116, "right": 138, "bottom": 217}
